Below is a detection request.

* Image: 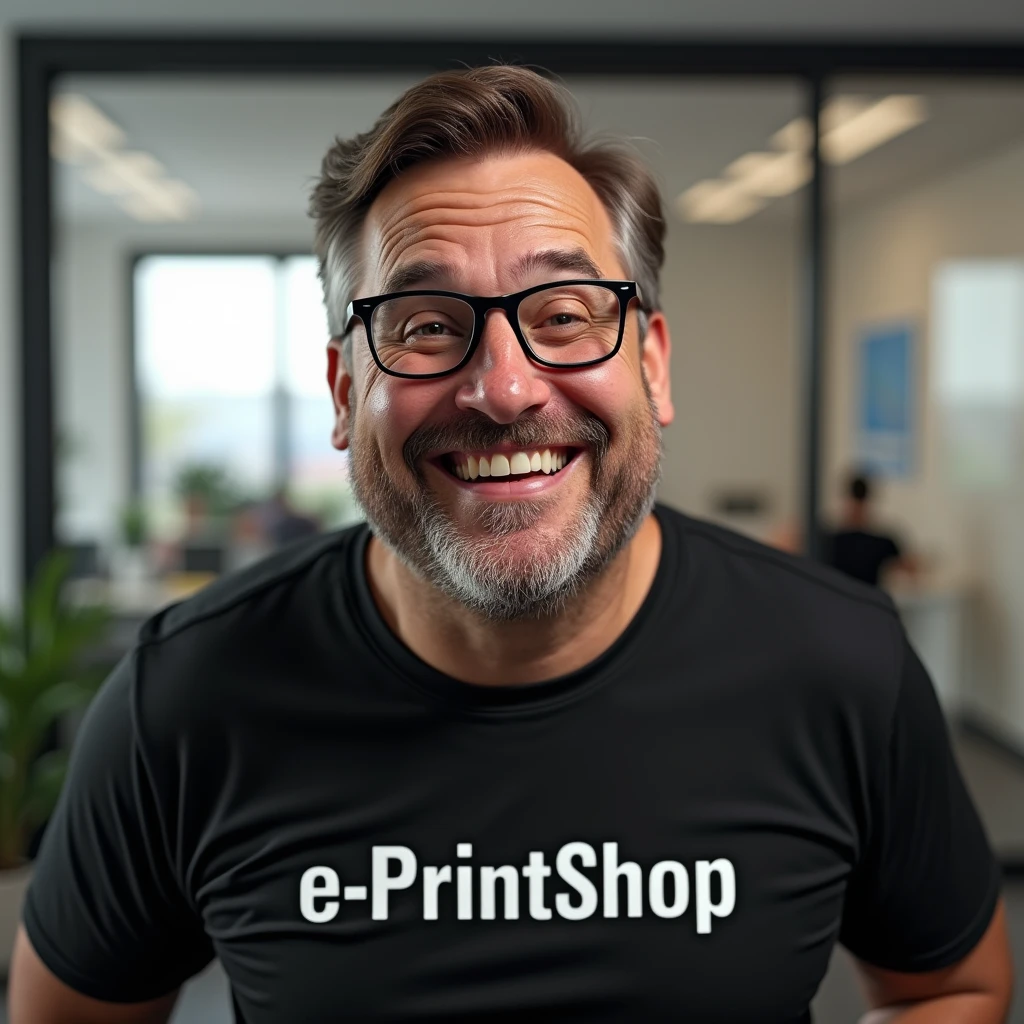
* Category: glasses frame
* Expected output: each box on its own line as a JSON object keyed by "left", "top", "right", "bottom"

{"left": 343, "top": 279, "right": 643, "bottom": 380}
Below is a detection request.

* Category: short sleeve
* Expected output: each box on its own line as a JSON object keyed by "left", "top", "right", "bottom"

{"left": 839, "top": 633, "right": 1002, "bottom": 971}
{"left": 22, "top": 650, "right": 215, "bottom": 1002}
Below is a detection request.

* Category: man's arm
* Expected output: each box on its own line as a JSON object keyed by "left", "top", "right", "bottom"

{"left": 8, "top": 924, "right": 181, "bottom": 1024}
{"left": 854, "top": 898, "right": 1013, "bottom": 1023}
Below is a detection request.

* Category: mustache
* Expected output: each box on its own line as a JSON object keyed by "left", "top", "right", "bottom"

{"left": 403, "top": 410, "right": 611, "bottom": 477}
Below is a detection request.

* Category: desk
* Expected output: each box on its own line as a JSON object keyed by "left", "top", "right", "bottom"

{"left": 889, "top": 582, "right": 968, "bottom": 713}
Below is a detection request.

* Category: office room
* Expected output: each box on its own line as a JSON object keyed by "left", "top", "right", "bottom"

{"left": 2, "top": 1, "right": 1024, "bottom": 1021}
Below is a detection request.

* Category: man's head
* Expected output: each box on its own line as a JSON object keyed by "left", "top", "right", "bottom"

{"left": 849, "top": 472, "right": 872, "bottom": 504}
{"left": 310, "top": 65, "right": 674, "bottom": 621}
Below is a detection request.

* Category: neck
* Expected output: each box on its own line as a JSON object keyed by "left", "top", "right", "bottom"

{"left": 843, "top": 503, "right": 868, "bottom": 528}
{"left": 364, "top": 512, "right": 663, "bottom": 686}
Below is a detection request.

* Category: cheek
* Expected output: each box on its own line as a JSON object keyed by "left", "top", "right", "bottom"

{"left": 555, "top": 365, "right": 639, "bottom": 435}
{"left": 361, "top": 378, "right": 450, "bottom": 457}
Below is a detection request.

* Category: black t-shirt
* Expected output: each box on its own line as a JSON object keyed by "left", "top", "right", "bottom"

{"left": 24, "top": 504, "right": 1000, "bottom": 1023}
{"left": 823, "top": 528, "right": 902, "bottom": 587}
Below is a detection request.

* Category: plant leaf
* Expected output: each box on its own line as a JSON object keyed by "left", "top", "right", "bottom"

{"left": 27, "top": 680, "right": 97, "bottom": 740}
{"left": 25, "top": 551, "right": 73, "bottom": 658}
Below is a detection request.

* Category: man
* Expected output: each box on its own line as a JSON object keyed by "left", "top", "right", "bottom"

{"left": 823, "top": 470, "right": 920, "bottom": 588}
{"left": 11, "top": 66, "right": 1012, "bottom": 1023}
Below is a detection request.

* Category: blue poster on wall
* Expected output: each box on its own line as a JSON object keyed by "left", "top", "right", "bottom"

{"left": 857, "top": 322, "right": 915, "bottom": 478}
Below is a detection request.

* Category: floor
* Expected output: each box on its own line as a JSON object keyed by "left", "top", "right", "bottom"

{"left": 4, "top": 730, "right": 1023, "bottom": 1022}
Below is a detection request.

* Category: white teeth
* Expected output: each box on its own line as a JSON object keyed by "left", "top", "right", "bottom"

{"left": 451, "top": 447, "right": 573, "bottom": 479}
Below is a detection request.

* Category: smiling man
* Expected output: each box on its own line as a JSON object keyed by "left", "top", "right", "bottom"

{"left": 11, "top": 66, "right": 1013, "bottom": 1024}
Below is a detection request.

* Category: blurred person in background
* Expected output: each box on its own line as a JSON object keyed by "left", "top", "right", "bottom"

{"left": 822, "top": 469, "right": 921, "bottom": 588}
{"left": 769, "top": 467, "right": 922, "bottom": 591}
{"left": 260, "top": 486, "right": 321, "bottom": 547}
{"left": 11, "top": 65, "right": 1011, "bottom": 1024}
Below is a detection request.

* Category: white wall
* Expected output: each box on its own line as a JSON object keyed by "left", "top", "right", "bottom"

{"left": 826, "top": 136, "right": 1024, "bottom": 745}
{"left": 54, "top": 214, "right": 799, "bottom": 548}
{"left": 659, "top": 222, "right": 799, "bottom": 528}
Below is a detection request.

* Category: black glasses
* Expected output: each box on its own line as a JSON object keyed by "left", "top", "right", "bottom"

{"left": 343, "top": 279, "right": 643, "bottom": 379}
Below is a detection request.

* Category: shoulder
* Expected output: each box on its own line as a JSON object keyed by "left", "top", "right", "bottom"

{"left": 660, "top": 503, "right": 895, "bottom": 614}
{"left": 142, "top": 525, "right": 365, "bottom": 646}
{"left": 129, "top": 523, "right": 368, "bottom": 726}
{"left": 656, "top": 503, "right": 905, "bottom": 708}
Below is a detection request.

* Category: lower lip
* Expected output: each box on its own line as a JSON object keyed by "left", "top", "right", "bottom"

{"left": 428, "top": 452, "right": 582, "bottom": 498}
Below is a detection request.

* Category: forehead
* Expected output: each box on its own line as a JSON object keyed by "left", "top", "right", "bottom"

{"left": 361, "top": 150, "right": 622, "bottom": 291}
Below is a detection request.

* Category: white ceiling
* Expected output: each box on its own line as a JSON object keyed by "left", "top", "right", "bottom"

{"left": 55, "top": 74, "right": 1024, "bottom": 231}
{"left": 12, "top": 0, "right": 1024, "bottom": 35}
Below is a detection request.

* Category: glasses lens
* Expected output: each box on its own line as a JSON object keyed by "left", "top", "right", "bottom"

{"left": 518, "top": 283, "right": 622, "bottom": 364}
{"left": 369, "top": 295, "right": 474, "bottom": 375}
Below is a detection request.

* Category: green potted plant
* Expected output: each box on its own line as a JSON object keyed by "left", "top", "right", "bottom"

{"left": 175, "top": 462, "right": 238, "bottom": 531}
{"left": 0, "top": 550, "right": 110, "bottom": 970}
{"left": 120, "top": 500, "right": 147, "bottom": 549}
{"left": 110, "top": 499, "right": 150, "bottom": 594}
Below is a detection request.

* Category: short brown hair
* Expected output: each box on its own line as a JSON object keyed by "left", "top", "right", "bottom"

{"left": 309, "top": 64, "right": 665, "bottom": 361}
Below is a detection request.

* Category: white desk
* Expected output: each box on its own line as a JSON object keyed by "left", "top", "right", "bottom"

{"left": 889, "top": 581, "right": 968, "bottom": 713}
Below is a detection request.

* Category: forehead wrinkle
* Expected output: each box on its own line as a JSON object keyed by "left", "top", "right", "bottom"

{"left": 376, "top": 192, "right": 596, "bottom": 256}
{"left": 366, "top": 170, "right": 617, "bottom": 292}
{"left": 380, "top": 176, "right": 597, "bottom": 223}
{"left": 375, "top": 222, "right": 607, "bottom": 295}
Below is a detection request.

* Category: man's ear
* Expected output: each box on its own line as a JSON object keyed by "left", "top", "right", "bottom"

{"left": 640, "top": 311, "right": 674, "bottom": 427}
{"left": 326, "top": 338, "right": 352, "bottom": 451}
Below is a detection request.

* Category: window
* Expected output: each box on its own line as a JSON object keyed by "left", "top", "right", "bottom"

{"left": 932, "top": 260, "right": 1024, "bottom": 491}
{"left": 134, "top": 253, "right": 358, "bottom": 540}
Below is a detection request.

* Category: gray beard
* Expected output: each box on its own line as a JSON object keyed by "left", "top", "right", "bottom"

{"left": 417, "top": 490, "right": 605, "bottom": 620}
{"left": 349, "top": 390, "right": 662, "bottom": 622}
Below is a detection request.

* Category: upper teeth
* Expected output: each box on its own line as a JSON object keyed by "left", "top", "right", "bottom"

{"left": 452, "top": 449, "right": 570, "bottom": 480}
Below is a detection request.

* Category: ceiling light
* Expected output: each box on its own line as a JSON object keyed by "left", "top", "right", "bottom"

{"left": 157, "top": 180, "right": 201, "bottom": 218}
{"left": 822, "top": 95, "right": 928, "bottom": 164}
{"left": 49, "top": 93, "right": 124, "bottom": 163}
{"left": 822, "top": 96, "right": 873, "bottom": 133}
{"left": 677, "top": 179, "right": 766, "bottom": 224}
{"left": 771, "top": 117, "right": 811, "bottom": 154}
{"left": 84, "top": 151, "right": 165, "bottom": 196}
{"left": 119, "top": 195, "right": 169, "bottom": 223}
{"left": 120, "top": 179, "right": 200, "bottom": 223}
{"left": 769, "top": 95, "right": 916, "bottom": 161}
{"left": 725, "top": 151, "right": 812, "bottom": 198}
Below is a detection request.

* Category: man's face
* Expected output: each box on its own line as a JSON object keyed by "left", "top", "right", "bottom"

{"left": 328, "top": 150, "right": 674, "bottom": 621}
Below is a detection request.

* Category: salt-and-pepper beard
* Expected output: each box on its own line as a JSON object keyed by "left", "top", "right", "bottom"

{"left": 348, "top": 379, "right": 663, "bottom": 622}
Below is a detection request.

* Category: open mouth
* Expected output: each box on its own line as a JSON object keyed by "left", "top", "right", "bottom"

{"left": 438, "top": 446, "right": 580, "bottom": 482}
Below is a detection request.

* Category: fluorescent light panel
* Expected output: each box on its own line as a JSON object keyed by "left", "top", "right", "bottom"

{"left": 823, "top": 95, "right": 928, "bottom": 165}
{"left": 724, "top": 151, "right": 811, "bottom": 198}
{"left": 51, "top": 92, "right": 200, "bottom": 223}
{"left": 49, "top": 94, "right": 125, "bottom": 162}
{"left": 677, "top": 179, "right": 765, "bottom": 224}
{"left": 84, "top": 151, "right": 165, "bottom": 196}
{"left": 680, "top": 93, "right": 927, "bottom": 224}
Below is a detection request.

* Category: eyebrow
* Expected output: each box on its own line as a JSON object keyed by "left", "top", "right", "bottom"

{"left": 380, "top": 247, "right": 605, "bottom": 297}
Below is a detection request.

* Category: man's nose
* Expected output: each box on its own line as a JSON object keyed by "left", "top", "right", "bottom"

{"left": 453, "top": 309, "right": 551, "bottom": 423}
